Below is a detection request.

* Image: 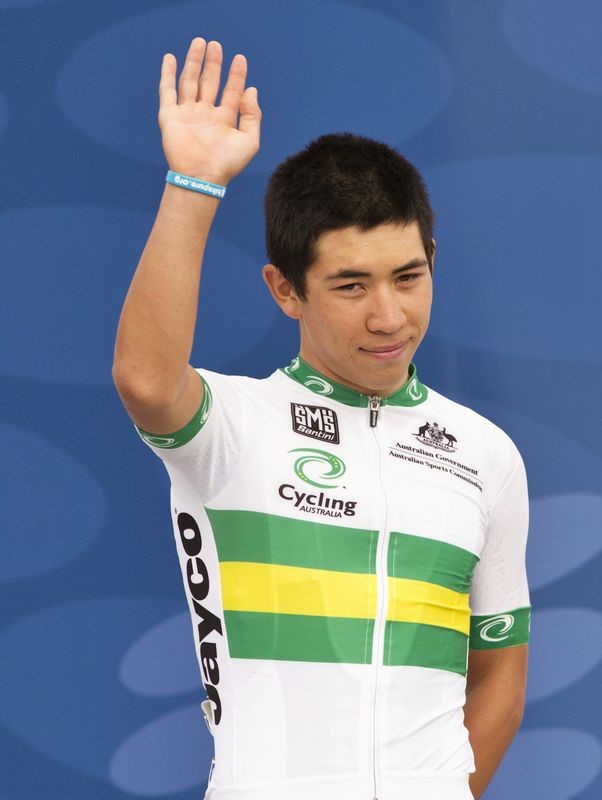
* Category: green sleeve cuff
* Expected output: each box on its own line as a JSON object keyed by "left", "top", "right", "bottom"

{"left": 136, "top": 372, "right": 212, "bottom": 449}
{"left": 469, "top": 606, "right": 531, "bottom": 649}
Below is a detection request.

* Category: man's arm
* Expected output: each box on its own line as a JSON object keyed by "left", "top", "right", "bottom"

{"left": 112, "top": 37, "right": 261, "bottom": 434}
{"left": 464, "top": 645, "right": 528, "bottom": 799}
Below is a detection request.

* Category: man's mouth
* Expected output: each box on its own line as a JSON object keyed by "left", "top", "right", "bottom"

{"left": 359, "top": 342, "right": 408, "bottom": 359}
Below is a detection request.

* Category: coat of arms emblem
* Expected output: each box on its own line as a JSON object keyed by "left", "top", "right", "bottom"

{"left": 414, "top": 421, "right": 458, "bottom": 452}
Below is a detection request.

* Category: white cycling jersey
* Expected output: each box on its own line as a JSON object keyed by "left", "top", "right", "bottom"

{"left": 136, "top": 355, "right": 530, "bottom": 800}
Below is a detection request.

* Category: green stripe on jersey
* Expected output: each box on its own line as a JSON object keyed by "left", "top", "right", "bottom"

{"left": 387, "top": 531, "right": 479, "bottom": 593}
{"left": 136, "top": 372, "right": 210, "bottom": 449}
{"left": 469, "top": 607, "right": 531, "bottom": 649}
{"left": 224, "top": 610, "right": 375, "bottom": 664}
{"left": 384, "top": 620, "right": 469, "bottom": 675}
{"left": 207, "top": 508, "right": 378, "bottom": 574}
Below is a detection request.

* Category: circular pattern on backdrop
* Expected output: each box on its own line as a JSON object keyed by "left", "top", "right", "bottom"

{"left": 120, "top": 612, "right": 199, "bottom": 697}
{"left": 528, "top": 494, "right": 602, "bottom": 591}
{"left": 0, "top": 421, "right": 106, "bottom": 583}
{"left": 0, "top": 597, "right": 181, "bottom": 778}
{"left": 503, "top": 0, "right": 602, "bottom": 97}
{"left": 486, "top": 728, "right": 601, "bottom": 800}
{"left": 527, "top": 608, "right": 602, "bottom": 704}
{"left": 109, "top": 704, "right": 209, "bottom": 795}
{"left": 425, "top": 156, "right": 602, "bottom": 362}
{"left": 0, "top": 206, "right": 273, "bottom": 382}
{"left": 55, "top": 0, "right": 453, "bottom": 173}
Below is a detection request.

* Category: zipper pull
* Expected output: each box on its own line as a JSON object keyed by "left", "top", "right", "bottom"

{"left": 369, "top": 395, "right": 381, "bottom": 427}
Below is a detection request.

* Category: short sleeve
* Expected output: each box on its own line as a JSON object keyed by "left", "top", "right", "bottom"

{"left": 469, "top": 450, "right": 531, "bottom": 650}
{"left": 134, "top": 369, "right": 246, "bottom": 504}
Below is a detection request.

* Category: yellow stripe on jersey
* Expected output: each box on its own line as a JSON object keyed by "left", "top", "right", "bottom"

{"left": 220, "top": 562, "right": 377, "bottom": 619}
{"left": 387, "top": 577, "right": 470, "bottom": 635}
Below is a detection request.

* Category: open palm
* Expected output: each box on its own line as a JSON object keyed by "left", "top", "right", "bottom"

{"left": 158, "top": 38, "right": 261, "bottom": 185}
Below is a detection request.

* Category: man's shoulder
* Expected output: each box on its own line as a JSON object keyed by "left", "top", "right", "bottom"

{"left": 194, "top": 365, "right": 290, "bottom": 399}
{"left": 422, "top": 383, "right": 522, "bottom": 461}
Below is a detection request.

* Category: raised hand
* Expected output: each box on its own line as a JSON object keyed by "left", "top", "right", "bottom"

{"left": 158, "top": 37, "right": 262, "bottom": 185}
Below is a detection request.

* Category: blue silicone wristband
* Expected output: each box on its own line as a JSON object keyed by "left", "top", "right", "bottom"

{"left": 165, "top": 170, "right": 227, "bottom": 199}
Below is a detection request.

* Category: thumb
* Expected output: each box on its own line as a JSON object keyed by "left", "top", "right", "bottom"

{"left": 239, "top": 86, "right": 261, "bottom": 141}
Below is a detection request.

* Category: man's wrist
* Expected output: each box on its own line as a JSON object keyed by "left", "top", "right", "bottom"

{"left": 166, "top": 170, "right": 227, "bottom": 199}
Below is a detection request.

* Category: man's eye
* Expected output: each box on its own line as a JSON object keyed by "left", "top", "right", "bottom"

{"left": 337, "top": 283, "right": 361, "bottom": 291}
{"left": 397, "top": 273, "right": 420, "bottom": 283}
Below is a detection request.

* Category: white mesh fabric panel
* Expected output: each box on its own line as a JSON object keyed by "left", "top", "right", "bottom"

{"left": 141, "top": 370, "right": 248, "bottom": 504}
{"left": 470, "top": 452, "right": 530, "bottom": 616}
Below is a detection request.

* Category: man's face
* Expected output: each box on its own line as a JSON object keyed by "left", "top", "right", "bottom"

{"left": 296, "top": 221, "right": 433, "bottom": 396}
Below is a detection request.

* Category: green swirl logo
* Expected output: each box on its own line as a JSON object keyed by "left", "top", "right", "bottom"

{"left": 304, "top": 375, "right": 334, "bottom": 395}
{"left": 284, "top": 356, "right": 300, "bottom": 375}
{"left": 289, "top": 448, "right": 346, "bottom": 488}
{"left": 199, "top": 382, "right": 212, "bottom": 427}
{"left": 408, "top": 378, "right": 424, "bottom": 401}
{"left": 142, "top": 434, "right": 177, "bottom": 449}
{"left": 477, "top": 614, "right": 514, "bottom": 642}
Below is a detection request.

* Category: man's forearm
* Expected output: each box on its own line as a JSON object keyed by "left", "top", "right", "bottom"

{"left": 113, "top": 182, "right": 221, "bottom": 403}
{"left": 464, "top": 678, "right": 524, "bottom": 799}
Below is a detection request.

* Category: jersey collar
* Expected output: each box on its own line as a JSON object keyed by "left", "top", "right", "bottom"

{"left": 281, "top": 354, "right": 428, "bottom": 408}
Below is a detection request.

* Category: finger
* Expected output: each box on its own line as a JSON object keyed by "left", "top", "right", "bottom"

{"left": 178, "top": 37, "right": 206, "bottom": 103}
{"left": 219, "top": 53, "right": 247, "bottom": 113}
{"left": 198, "top": 40, "right": 223, "bottom": 104}
{"left": 238, "top": 86, "right": 262, "bottom": 143}
{"left": 159, "top": 53, "right": 177, "bottom": 109}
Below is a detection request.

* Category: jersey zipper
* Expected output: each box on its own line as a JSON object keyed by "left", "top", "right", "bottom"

{"left": 369, "top": 395, "right": 381, "bottom": 427}
{"left": 369, "top": 399, "right": 389, "bottom": 800}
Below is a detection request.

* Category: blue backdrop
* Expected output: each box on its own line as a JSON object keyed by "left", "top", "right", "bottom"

{"left": 1, "top": 1, "right": 601, "bottom": 798}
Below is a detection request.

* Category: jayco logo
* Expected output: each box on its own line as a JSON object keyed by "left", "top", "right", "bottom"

{"left": 477, "top": 614, "right": 515, "bottom": 642}
{"left": 289, "top": 447, "right": 345, "bottom": 488}
{"left": 177, "top": 512, "right": 223, "bottom": 725}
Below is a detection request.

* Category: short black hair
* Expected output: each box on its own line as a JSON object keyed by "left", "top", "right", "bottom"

{"left": 264, "top": 132, "right": 435, "bottom": 299}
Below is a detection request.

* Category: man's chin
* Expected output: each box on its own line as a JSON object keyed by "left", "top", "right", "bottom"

{"left": 347, "top": 363, "right": 411, "bottom": 396}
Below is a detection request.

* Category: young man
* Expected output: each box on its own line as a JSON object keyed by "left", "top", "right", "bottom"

{"left": 113, "top": 38, "right": 529, "bottom": 800}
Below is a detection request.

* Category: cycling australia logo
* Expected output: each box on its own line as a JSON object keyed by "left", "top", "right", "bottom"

{"left": 277, "top": 448, "right": 357, "bottom": 518}
{"left": 477, "top": 614, "right": 515, "bottom": 643}
{"left": 414, "top": 421, "right": 458, "bottom": 452}
{"left": 290, "top": 403, "right": 340, "bottom": 444}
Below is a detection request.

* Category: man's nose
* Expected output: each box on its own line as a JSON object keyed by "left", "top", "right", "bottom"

{"left": 366, "top": 288, "right": 407, "bottom": 334}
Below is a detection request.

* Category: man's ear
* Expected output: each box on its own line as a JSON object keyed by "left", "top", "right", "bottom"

{"left": 262, "top": 264, "right": 303, "bottom": 320}
{"left": 430, "top": 238, "right": 436, "bottom": 275}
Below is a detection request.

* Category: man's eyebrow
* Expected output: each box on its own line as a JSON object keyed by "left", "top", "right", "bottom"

{"left": 324, "top": 258, "right": 429, "bottom": 281}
